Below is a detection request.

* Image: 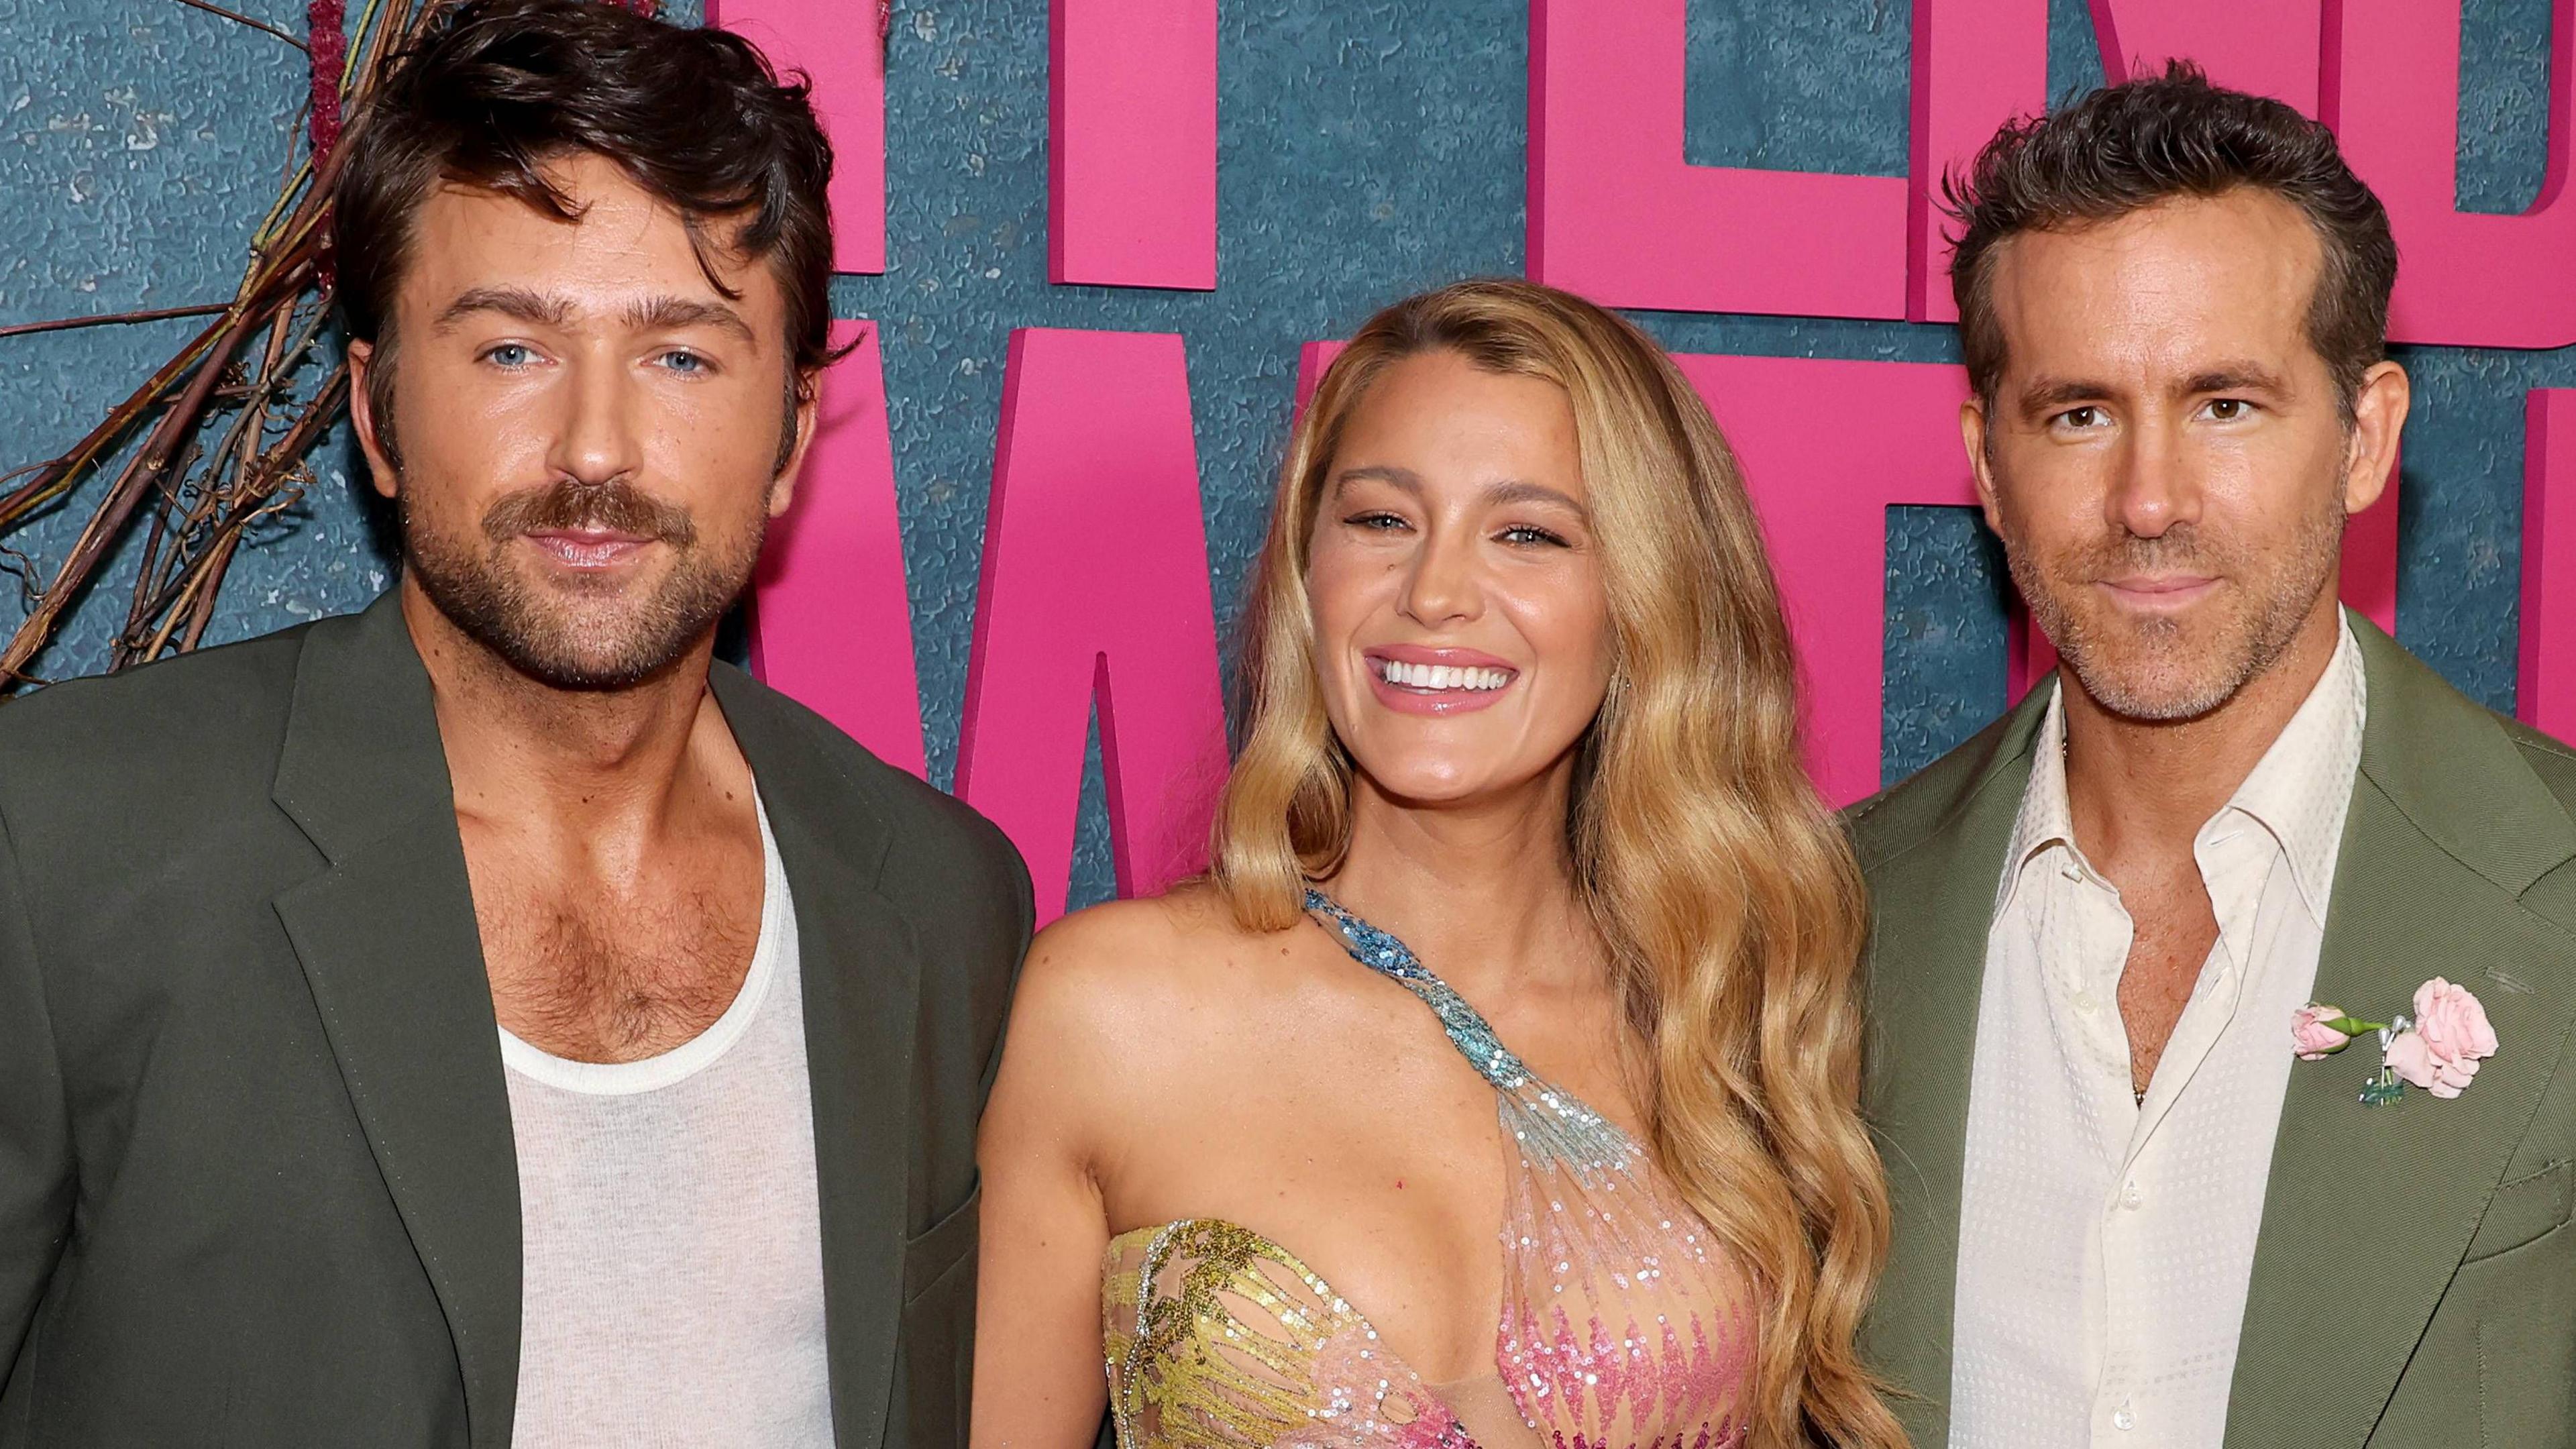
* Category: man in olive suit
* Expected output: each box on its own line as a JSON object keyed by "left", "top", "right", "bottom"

{"left": 1856, "top": 66, "right": 2576, "bottom": 1446}
{"left": 0, "top": 4, "right": 1026, "bottom": 1444}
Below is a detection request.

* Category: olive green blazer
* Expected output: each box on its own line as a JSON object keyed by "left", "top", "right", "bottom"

{"left": 1851, "top": 614, "right": 2576, "bottom": 1447}
{"left": 0, "top": 590, "right": 1033, "bottom": 1448}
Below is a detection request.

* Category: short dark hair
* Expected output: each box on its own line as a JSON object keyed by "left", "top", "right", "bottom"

{"left": 1946, "top": 62, "right": 2396, "bottom": 421}
{"left": 331, "top": 0, "right": 836, "bottom": 457}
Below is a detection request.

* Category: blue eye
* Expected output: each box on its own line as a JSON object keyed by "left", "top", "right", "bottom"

{"left": 660, "top": 350, "right": 711, "bottom": 374}
{"left": 486, "top": 343, "right": 535, "bottom": 368}
{"left": 1497, "top": 525, "right": 1568, "bottom": 547}
{"left": 1346, "top": 511, "right": 1407, "bottom": 531}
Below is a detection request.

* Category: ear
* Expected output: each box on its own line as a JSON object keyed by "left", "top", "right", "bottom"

{"left": 1962, "top": 395, "right": 2004, "bottom": 536}
{"left": 2342, "top": 359, "right": 2410, "bottom": 516}
{"left": 344, "top": 339, "right": 399, "bottom": 501}
{"left": 766, "top": 369, "right": 823, "bottom": 519}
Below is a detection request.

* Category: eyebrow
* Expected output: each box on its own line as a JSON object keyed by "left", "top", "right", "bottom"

{"left": 2180, "top": 363, "right": 2289, "bottom": 396}
{"left": 1331, "top": 465, "right": 1589, "bottom": 518}
{"left": 623, "top": 295, "right": 757, "bottom": 345}
{"left": 434, "top": 285, "right": 571, "bottom": 333}
{"left": 430, "top": 287, "right": 757, "bottom": 346}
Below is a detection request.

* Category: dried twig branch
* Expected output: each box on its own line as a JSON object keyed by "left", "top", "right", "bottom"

{"left": 170, "top": 0, "right": 311, "bottom": 52}
{"left": 0, "top": 304, "right": 233, "bottom": 342}
{"left": 0, "top": 0, "right": 443, "bottom": 690}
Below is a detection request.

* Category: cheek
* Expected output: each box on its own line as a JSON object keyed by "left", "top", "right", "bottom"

{"left": 1301, "top": 540, "right": 1393, "bottom": 647}
{"left": 1503, "top": 564, "right": 1613, "bottom": 698}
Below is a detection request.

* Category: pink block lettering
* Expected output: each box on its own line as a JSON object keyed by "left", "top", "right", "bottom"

{"left": 2522, "top": 390, "right": 2576, "bottom": 739}
{"left": 956, "top": 329, "right": 1228, "bottom": 922}
{"left": 1528, "top": 0, "right": 1908, "bottom": 318}
{"left": 2328, "top": 0, "right": 2576, "bottom": 347}
{"left": 1049, "top": 0, "right": 1218, "bottom": 289}
{"left": 708, "top": 0, "right": 887, "bottom": 274}
{"left": 1909, "top": 0, "right": 2049, "bottom": 323}
{"left": 749, "top": 320, "right": 926, "bottom": 775}
{"left": 2090, "top": 0, "right": 2321, "bottom": 111}
{"left": 1674, "top": 356, "right": 1982, "bottom": 805}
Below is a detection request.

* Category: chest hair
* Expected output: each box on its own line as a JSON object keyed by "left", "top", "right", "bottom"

{"left": 477, "top": 870, "right": 763, "bottom": 1063}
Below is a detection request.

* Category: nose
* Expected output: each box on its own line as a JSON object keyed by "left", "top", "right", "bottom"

{"left": 2105, "top": 413, "right": 2203, "bottom": 540}
{"left": 546, "top": 348, "right": 646, "bottom": 488}
{"left": 1397, "top": 521, "right": 1485, "bottom": 629}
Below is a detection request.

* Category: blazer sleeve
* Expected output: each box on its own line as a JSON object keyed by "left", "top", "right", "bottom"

{"left": 980, "top": 837, "right": 1036, "bottom": 1102}
{"left": 0, "top": 810, "right": 71, "bottom": 1379}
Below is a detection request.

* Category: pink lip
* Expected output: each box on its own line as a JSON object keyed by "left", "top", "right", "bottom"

{"left": 2100, "top": 574, "right": 2218, "bottom": 608}
{"left": 1360, "top": 644, "right": 1520, "bottom": 716}
{"left": 522, "top": 529, "right": 655, "bottom": 570}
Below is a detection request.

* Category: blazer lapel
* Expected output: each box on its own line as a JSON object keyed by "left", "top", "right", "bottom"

{"left": 714, "top": 667, "right": 919, "bottom": 1449}
{"left": 269, "top": 593, "right": 523, "bottom": 1446}
{"left": 2229, "top": 619, "right": 2576, "bottom": 1444}
{"left": 1856, "top": 686, "right": 2052, "bottom": 1439}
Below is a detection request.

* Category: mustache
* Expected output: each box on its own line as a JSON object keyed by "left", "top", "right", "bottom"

{"left": 482, "top": 479, "right": 698, "bottom": 548}
{"left": 2060, "top": 523, "right": 2219, "bottom": 576}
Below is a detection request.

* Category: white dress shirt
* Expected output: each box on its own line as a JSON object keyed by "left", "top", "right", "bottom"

{"left": 1949, "top": 622, "right": 2367, "bottom": 1447}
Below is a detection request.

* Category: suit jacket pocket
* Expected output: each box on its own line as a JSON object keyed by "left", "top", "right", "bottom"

{"left": 904, "top": 1181, "right": 981, "bottom": 1304}
{"left": 2465, "top": 1159, "right": 2573, "bottom": 1263}
{"left": 894, "top": 1183, "right": 980, "bottom": 1449}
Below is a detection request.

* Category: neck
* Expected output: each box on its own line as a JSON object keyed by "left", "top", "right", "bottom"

{"left": 1319, "top": 758, "right": 1600, "bottom": 994}
{"left": 2060, "top": 594, "right": 2345, "bottom": 865}
{"left": 400, "top": 577, "right": 727, "bottom": 840}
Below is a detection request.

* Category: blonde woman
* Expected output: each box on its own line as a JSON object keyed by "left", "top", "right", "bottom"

{"left": 971, "top": 279, "right": 1900, "bottom": 1449}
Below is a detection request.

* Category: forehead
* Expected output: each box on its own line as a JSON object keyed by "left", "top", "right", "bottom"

{"left": 398, "top": 151, "right": 781, "bottom": 325}
{"left": 1334, "top": 351, "right": 1582, "bottom": 484}
{"left": 1984, "top": 189, "right": 2324, "bottom": 378}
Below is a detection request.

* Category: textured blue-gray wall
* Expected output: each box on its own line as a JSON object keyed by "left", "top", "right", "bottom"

{"left": 3, "top": 0, "right": 2568, "bottom": 910}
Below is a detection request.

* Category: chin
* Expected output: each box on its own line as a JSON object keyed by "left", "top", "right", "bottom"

{"left": 2062, "top": 631, "right": 2253, "bottom": 723}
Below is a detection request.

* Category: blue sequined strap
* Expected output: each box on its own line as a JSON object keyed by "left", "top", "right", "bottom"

{"left": 1303, "top": 889, "right": 1639, "bottom": 1177}
{"left": 1303, "top": 888, "right": 1533, "bottom": 1090}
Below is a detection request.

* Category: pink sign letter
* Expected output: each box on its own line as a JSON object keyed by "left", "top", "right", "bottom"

{"left": 1674, "top": 356, "right": 1982, "bottom": 805}
{"left": 749, "top": 319, "right": 926, "bottom": 775}
{"left": 2329, "top": 0, "right": 2576, "bottom": 347}
{"left": 708, "top": 0, "right": 888, "bottom": 274}
{"left": 1529, "top": 0, "right": 1908, "bottom": 318}
{"left": 2524, "top": 390, "right": 2576, "bottom": 740}
{"left": 1049, "top": 0, "right": 1218, "bottom": 290}
{"left": 955, "top": 329, "right": 1228, "bottom": 922}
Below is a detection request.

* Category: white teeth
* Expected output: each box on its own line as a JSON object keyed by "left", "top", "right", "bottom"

{"left": 1376, "top": 659, "right": 1513, "bottom": 692}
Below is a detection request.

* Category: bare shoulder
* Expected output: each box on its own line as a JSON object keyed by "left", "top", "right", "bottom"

{"left": 988, "top": 885, "right": 1310, "bottom": 1164}
{"left": 1014, "top": 885, "right": 1277, "bottom": 1028}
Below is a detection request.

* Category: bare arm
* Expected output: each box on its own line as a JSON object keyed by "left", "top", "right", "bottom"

{"left": 970, "top": 914, "right": 1130, "bottom": 1446}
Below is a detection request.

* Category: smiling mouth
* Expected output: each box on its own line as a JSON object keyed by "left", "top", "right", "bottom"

{"left": 1374, "top": 659, "right": 1516, "bottom": 693}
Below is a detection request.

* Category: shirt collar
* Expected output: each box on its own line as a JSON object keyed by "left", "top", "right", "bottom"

{"left": 1995, "top": 618, "right": 2368, "bottom": 925}
{"left": 2208, "top": 616, "right": 2367, "bottom": 923}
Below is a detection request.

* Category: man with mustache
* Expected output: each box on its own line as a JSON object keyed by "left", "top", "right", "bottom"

{"left": 0, "top": 2, "right": 1028, "bottom": 1444}
{"left": 1856, "top": 66, "right": 2576, "bottom": 1446}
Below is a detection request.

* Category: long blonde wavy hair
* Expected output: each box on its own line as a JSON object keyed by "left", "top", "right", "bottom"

{"left": 1209, "top": 278, "right": 1900, "bottom": 1449}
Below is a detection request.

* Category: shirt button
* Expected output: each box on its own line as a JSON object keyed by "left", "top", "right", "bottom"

{"left": 2074, "top": 990, "right": 2100, "bottom": 1014}
{"left": 2123, "top": 1180, "right": 2144, "bottom": 1210}
{"left": 2061, "top": 862, "right": 2084, "bottom": 882}
{"left": 2113, "top": 1399, "right": 2136, "bottom": 1432}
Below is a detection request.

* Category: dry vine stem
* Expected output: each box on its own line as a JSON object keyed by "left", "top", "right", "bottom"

{"left": 0, "top": 0, "right": 441, "bottom": 690}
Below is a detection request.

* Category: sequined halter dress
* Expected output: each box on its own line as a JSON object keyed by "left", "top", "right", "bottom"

{"left": 1100, "top": 893, "right": 1758, "bottom": 1449}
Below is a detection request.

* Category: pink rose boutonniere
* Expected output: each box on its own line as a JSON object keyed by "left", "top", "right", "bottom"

{"left": 2292, "top": 977, "right": 2498, "bottom": 1105}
